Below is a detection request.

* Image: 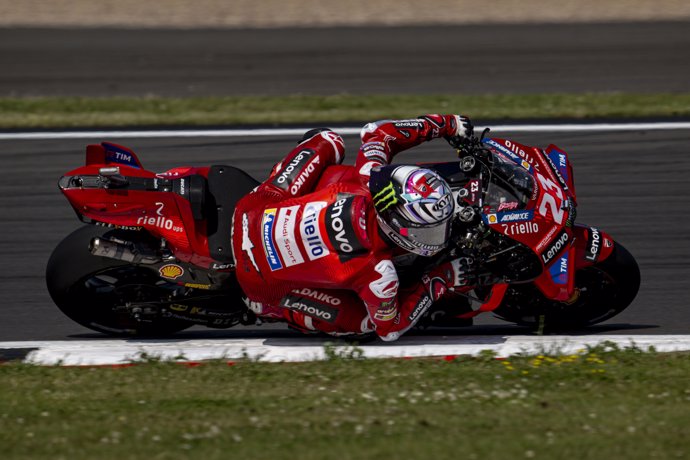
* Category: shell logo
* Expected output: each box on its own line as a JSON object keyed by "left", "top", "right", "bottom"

{"left": 159, "top": 264, "right": 184, "bottom": 279}
{"left": 488, "top": 214, "right": 498, "bottom": 224}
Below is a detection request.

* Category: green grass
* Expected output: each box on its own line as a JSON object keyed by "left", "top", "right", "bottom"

{"left": 1, "top": 93, "right": 689, "bottom": 128}
{"left": 1, "top": 344, "right": 689, "bottom": 459}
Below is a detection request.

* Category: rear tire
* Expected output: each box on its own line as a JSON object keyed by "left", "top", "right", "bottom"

{"left": 46, "top": 226, "right": 193, "bottom": 336}
{"left": 493, "top": 242, "right": 640, "bottom": 330}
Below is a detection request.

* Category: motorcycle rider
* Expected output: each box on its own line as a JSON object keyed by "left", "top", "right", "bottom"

{"left": 231, "top": 114, "right": 475, "bottom": 341}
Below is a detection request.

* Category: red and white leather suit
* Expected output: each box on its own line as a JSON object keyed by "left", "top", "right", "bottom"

{"left": 231, "top": 115, "right": 468, "bottom": 341}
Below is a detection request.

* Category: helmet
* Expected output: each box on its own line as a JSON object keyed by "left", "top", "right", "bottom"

{"left": 369, "top": 165, "right": 454, "bottom": 257}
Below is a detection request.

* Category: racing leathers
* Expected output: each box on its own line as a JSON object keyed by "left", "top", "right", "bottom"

{"left": 231, "top": 114, "right": 473, "bottom": 341}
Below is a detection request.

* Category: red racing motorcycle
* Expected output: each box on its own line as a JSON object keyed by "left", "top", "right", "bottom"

{"left": 46, "top": 129, "right": 640, "bottom": 336}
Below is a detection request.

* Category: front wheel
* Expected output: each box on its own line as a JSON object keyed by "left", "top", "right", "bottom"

{"left": 493, "top": 241, "right": 640, "bottom": 330}
{"left": 46, "top": 226, "right": 194, "bottom": 336}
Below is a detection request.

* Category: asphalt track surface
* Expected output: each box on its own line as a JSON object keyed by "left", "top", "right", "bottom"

{"left": 1, "top": 22, "right": 689, "bottom": 96}
{"left": 0, "top": 22, "right": 689, "bottom": 341}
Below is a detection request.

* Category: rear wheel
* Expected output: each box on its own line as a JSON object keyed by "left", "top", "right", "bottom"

{"left": 46, "top": 226, "right": 194, "bottom": 336}
{"left": 493, "top": 242, "right": 640, "bottom": 330}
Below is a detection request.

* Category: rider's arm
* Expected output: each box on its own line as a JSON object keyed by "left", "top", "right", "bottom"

{"left": 356, "top": 257, "right": 474, "bottom": 341}
{"left": 258, "top": 129, "right": 346, "bottom": 199}
{"left": 355, "top": 114, "right": 473, "bottom": 183}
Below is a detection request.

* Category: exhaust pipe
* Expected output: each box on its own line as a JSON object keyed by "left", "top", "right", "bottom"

{"left": 89, "top": 237, "right": 161, "bottom": 264}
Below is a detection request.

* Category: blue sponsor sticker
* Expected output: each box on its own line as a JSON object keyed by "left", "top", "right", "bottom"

{"left": 547, "top": 148, "right": 569, "bottom": 182}
{"left": 261, "top": 208, "right": 283, "bottom": 271}
{"left": 482, "top": 138, "right": 532, "bottom": 172}
{"left": 103, "top": 143, "right": 141, "bottom": 169}
{"left": 482, "top": 138, "right": 521, "bottom": 163}
{"left": 483, "top": 209, "right": 535, "bottom": 225}
{"left": 549, "top": 253, "right": 569, "bottom": 285}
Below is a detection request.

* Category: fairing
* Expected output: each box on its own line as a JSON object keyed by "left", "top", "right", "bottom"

{"left": 480, "top": 137, "right": 580, "bottom": 301}
{"left": 59, "top": 143, "right": 217, "bottom": 269}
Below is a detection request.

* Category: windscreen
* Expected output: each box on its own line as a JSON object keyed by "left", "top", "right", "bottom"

{"left": 484, "top": 153, "right": 535, "bottom": 211}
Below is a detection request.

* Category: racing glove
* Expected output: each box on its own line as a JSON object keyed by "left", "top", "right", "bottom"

{"left": 422, "top": 257, "right": 476, "bottom": 302}
{"left": 445, "top": 115, "right": 474, "bottom": 149}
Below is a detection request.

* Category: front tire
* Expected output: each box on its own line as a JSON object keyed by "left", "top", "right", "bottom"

{"left": 46, "top": 226, "right": 193, "bottom": 336}
{"left": 493, "top": 242, "right": 640, "bottom": 330}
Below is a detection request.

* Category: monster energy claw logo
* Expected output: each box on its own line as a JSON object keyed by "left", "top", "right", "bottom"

{"left": 373, "top": 182, "right": 397, "bottom": 212}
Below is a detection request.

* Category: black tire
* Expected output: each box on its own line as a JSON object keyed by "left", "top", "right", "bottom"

{"left": 46, "top": 225, "right": 193, "bottom": 336}
{"left": 493, "top": 241, "right": 640, "bottom": 330}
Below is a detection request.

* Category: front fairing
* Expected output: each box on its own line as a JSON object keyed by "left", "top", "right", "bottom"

{"left": 480, "top": 138, "right": 577, "bottom": 301}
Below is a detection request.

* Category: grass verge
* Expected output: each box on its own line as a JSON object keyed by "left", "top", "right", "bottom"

{"left": 1, "top": 93, "right": 689, "bottom": 128}
{"left": 1, "top": 343, "right": 689, "bottom": 459}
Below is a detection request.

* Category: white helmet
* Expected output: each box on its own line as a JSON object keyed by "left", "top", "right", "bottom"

{"left": 369, "top": 165, "right": 455, "bottom": 257}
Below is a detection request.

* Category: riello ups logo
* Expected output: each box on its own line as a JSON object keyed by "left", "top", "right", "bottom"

{"left": 137, "top": 202, "right": 184, "bottom": 233}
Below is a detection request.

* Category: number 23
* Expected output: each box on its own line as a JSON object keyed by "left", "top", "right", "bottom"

{"left": 536, "top": 173, "right": 565, "bottom": 224}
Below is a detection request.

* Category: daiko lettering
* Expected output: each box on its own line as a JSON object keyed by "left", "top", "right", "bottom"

{"left": 293, "top": 288, "right": 342, "bottom": 306}
{"left": 289, "top": 156, "right": 320, "bottom": 195}
{"left": 271, "top": 149, "right": 316, "bottom": 193}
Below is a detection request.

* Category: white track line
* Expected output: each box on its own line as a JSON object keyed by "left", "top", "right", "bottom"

{"left": 1, "top": 335, "right": 688, "bottom": 366}
{"left": 0, "top": 122, "right": 689, "bottom": 140}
